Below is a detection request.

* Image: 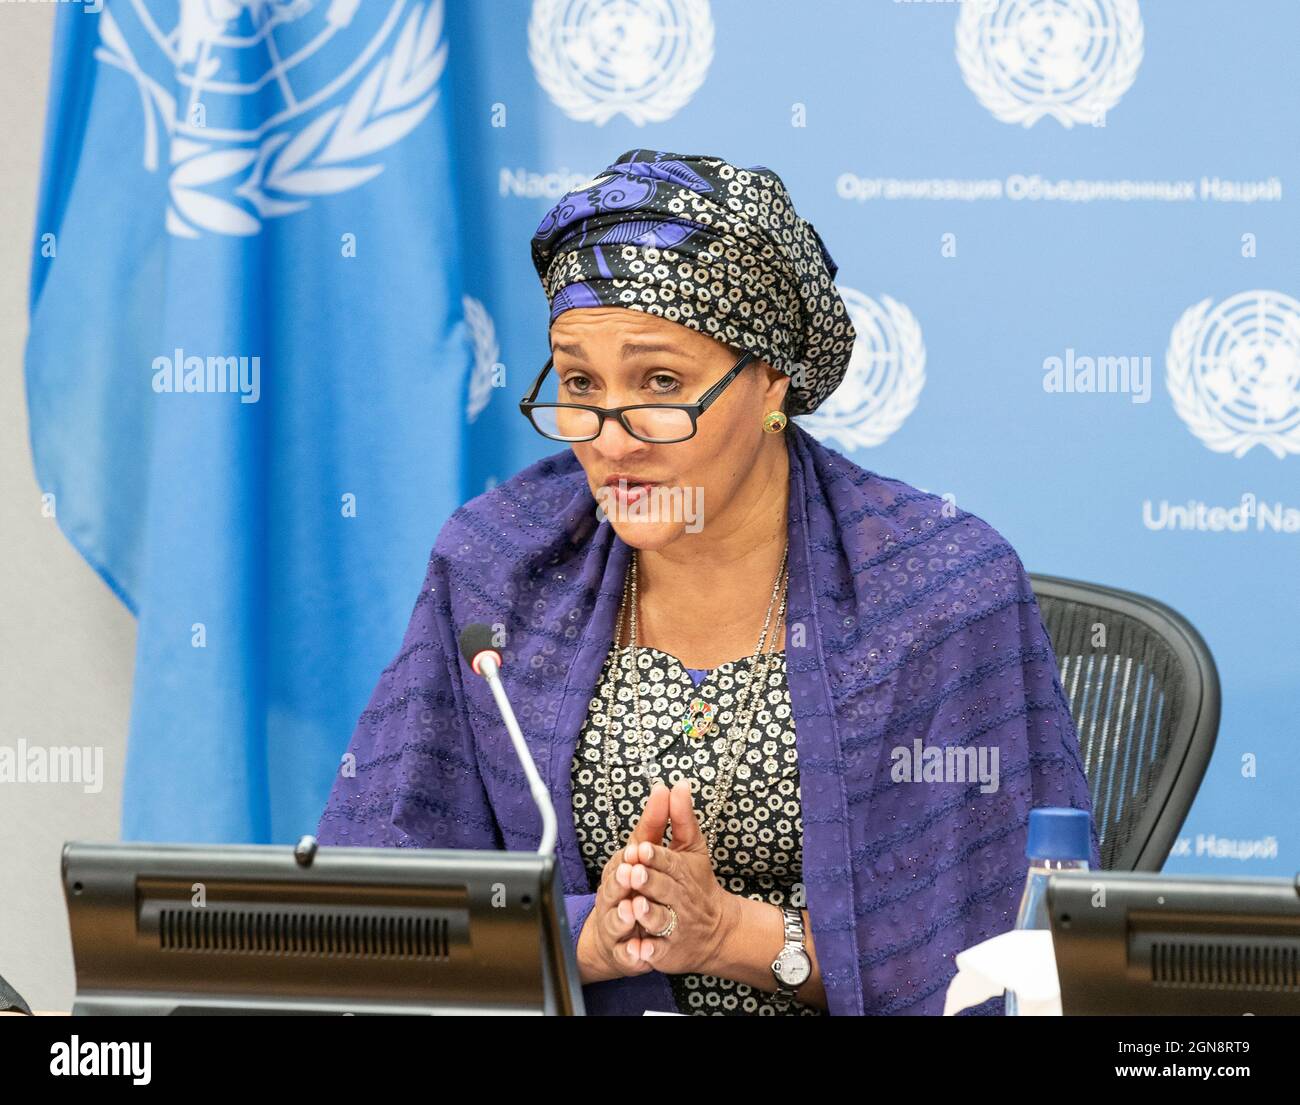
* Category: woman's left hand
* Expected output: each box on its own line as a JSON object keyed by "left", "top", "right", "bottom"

{"left": 615, "top": 778, "right": 740, "bottom": 975}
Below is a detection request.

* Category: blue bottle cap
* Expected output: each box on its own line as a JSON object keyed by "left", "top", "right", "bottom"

{"left": 1025, "top": 807, "right": 1092, "bottom": 862}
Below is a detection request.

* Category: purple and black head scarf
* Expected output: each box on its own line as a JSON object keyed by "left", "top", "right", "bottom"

{"left": 530, "top": 149, "right": 857, "bottom": 417}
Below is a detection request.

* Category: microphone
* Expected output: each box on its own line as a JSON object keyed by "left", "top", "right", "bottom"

{"left": 458, "top": 623, "right": 558, "bottom": 857}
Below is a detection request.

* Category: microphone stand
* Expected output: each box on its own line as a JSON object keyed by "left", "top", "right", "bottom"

{"left": 472, "top": 650, "right": 558, "bottom": 857}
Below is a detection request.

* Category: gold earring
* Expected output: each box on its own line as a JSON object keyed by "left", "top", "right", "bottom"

{"left": 762, "top": 410, "right": 788, "bottom": 433}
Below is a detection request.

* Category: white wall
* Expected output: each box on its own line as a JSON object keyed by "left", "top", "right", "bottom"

{"left": 0, "top": 5, "right": 135, "bottom": 1013}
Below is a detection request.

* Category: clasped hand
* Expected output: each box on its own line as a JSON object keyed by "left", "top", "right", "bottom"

{"left": 578, "top": 779, "right": 739, "bottom": 981}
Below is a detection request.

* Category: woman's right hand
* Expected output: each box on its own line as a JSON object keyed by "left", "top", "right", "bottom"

{"left": 576, "top": 780, "right": 671, "bottom": 983}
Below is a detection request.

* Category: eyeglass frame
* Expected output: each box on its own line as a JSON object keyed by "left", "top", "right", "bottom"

{"left": 518, "top": 347, "right": 758, "bottom": 444}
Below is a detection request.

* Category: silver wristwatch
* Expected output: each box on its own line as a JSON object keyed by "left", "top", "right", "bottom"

{"left": 770, "top": 906, "right": 811, "bottom": 1000}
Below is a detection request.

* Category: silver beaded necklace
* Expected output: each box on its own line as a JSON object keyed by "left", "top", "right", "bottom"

{"left": 595, "top": 543, "right": 789, "bottom": 860}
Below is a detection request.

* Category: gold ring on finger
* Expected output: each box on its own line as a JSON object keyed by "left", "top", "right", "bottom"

{"left": 650, "top": 906, "right": 678, "bottom": 939}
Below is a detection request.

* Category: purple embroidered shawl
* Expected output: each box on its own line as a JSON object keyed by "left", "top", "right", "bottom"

{"left": 315, "top": 421, "right": 1100, "bottom": 1015}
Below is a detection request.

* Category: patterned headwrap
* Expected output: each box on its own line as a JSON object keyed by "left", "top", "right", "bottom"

{"left": 530, "top": 149, "right": 857, "bottom": 417}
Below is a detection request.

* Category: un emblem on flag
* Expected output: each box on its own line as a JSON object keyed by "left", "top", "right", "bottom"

{"left": 1166, "top": 291, "right": 1300, "bottom": 460}
{"left": 528, "top": 0, "right": 714, "bottom": 126}
{"left": 96, "top": 0, "right": 447, "bottom": 236}
{"left": 955, "top": 0, "right": 1144, "bottom": 128}
{"left": 795, "top": 289, "right": 926, "bottom": 454}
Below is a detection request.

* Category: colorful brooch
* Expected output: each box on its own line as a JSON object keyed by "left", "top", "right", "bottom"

{"left": 682, "top": 697, "right": 716, "bottom": 740}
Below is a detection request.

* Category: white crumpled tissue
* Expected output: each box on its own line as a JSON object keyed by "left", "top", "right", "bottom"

{"left": 943, "top": 929, "right": 1062, "bottom": 1016}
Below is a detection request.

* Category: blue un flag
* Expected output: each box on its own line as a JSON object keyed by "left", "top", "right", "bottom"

{"left": 25, "top": 0, "right": 471, "bottom": 843}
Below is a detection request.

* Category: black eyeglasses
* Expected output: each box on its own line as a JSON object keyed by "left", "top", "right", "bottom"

{"left": 519, "top": 348, "right": 756, "bottom": 444}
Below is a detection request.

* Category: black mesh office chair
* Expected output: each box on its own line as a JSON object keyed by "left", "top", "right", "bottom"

{"left": 1028, "top": 575, "right": 1221, "bottom": 872}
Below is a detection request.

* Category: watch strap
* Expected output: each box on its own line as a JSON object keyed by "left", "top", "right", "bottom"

{"left": 772, "top": 906, "right": 807, "bottom": 999}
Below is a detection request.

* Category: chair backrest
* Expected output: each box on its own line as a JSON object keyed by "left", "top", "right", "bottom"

{"left": 1028, "top": 574, "right": 1221, "bottom": 872}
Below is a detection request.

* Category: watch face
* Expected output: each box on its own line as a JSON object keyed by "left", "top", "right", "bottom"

{"left": 775, "top": 947, "right": 812, "bottom": 987}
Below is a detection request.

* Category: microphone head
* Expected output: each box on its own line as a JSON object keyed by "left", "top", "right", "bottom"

{"left": 458, "top": 622, "right": 501, "bottom": 675}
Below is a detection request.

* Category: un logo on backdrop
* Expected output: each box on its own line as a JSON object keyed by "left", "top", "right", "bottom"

{"left": 528, "top": 0, "right": 714, "bottom": 125}
{"left": 795, "top": 289, "right": 925, "bottom": 453}
{"left": 1166, "top": 291, "right": 1300, "bottom": 460}
{"left": 97, "top": 0, "right": 446, "bottom": 236}
{"left": 956, "top": 0, "right": 1143, "bottom": 127}
{"left": 463, "top": 295, "right": 500, "bottom": 424}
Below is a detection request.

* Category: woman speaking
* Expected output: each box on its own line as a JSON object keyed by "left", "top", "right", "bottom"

{"left": 316, "top": 148, "right": 1099, "bottom": 1016}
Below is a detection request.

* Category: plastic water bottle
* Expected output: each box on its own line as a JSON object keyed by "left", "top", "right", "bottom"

{"left": 1004, "top": 807, "right": 1091, "bottom": 1016}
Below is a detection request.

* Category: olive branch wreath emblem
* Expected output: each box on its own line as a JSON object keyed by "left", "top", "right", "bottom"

{"left": 96, "top": 1, "right": 447, "bottom": 237}
{"left": 955, "top": 0, "right": 1143, "bottom": 128}
{"left": 527, "top": 0, "right": 714, "bottom": 126}
{"left": 796, "top": 293, "right": 926, "bottom": 453}
{"left": 1166, "top": 295, "right": 1300, "bottom": 460}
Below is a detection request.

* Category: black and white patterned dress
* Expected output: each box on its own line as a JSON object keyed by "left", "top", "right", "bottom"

{"left": 570, "top": 644, "right": 826, "bottom": 1016}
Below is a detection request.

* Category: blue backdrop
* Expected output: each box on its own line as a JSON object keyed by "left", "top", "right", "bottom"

{"left": 26, "top": 0, "right": 1298, "bottom": 876}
